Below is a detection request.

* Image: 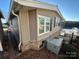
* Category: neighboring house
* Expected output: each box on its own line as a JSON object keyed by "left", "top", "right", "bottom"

{"left": 8, "top": 0, "right": 64, "bottom": 52}
{"left": 0, "top": 10, "right": 4, "bottom": 51}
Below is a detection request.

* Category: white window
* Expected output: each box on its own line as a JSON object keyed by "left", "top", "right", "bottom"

{"left": 38, "top": 15, "right": 50, "bottom": 35}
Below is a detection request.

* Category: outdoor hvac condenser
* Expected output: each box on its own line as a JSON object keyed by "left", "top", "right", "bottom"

{"left": 46, "top": 38, "right": 63, "bottom": 55}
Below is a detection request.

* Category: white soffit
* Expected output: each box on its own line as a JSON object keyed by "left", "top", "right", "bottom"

{"left": 14, "top": 0, "right": 57, "bottom": 11}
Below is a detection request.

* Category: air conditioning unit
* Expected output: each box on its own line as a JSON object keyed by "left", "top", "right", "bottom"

{"left": 46, "top": 37, "right": 63, "bottom": 55}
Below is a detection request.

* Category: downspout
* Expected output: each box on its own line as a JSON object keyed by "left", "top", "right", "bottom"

{"left": 12, "top": 10, "right": 22, "bottom": 51}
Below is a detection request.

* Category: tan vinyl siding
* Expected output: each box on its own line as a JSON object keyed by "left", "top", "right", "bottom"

{"left": 29, "top": 10, "right": 37, "bottom": 41}
{"left": 37, "top": 9, "right": 60, "bottom": 18}
{"left": 19, "top": 8, "right": 30, "bottom": 50}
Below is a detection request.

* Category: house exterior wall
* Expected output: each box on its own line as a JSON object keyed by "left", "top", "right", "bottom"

{"left": 29, "top": 10, "right": 37, "bottom": 42}
{"left": 8, "top": 0, "right": 65, "bottom": 52}
{"left": 29, "top": 10, "right": 38, "bottom": 49}
{"left": 10, "top": 8, "right": 63, "bottom": 51}
{"left": 26, "top": 9, "right": 62, "bottom": 50}
{"left": 37, "top": 9, "right": 60, "bottom": 17}
{"left": 19, "top": 8, "right": 62, "bottom": 50}
{"left": 37, "top": 9, "right": 61, "bottom": 41}
{"left": 28, "top": 9, "right": 61, "bottom": 49}
{"left": 19, "top": 8, "right": 31, "bottom": 51}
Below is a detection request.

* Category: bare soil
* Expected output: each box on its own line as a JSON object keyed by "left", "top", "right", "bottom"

{"left": 17, "top": 48, "right": 61, "bottom": 59}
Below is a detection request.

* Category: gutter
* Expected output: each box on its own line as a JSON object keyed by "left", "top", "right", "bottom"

{"left": 8, "top": 0, "right": 14, "bottom": 21}
{"left": 12, "top": 10, "right": 22, "bottom": 51}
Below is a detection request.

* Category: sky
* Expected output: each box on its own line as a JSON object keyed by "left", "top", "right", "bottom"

{"left": 0, "top": 0, "right": 79, "bottom": 23}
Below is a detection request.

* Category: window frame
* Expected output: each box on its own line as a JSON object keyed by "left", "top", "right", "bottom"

{"left": 54, "top": 16, "right": 60, "bottom": 27}
{"left": 37, "top": 15, "right": 51, "bottom": 36}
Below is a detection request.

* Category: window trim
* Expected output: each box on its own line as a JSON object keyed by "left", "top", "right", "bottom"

{"left": 54, "top": 16, "right": 60, "bottom": 27}
{"left": 37, "top": 15, "right": 51, "bottom": 36}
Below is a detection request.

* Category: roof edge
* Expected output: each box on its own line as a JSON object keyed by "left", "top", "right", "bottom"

{"left": 8, "top": 0, "right": 65, "bottom": 20}
{"left": 14, "top": 0, "right": 64, "bottom": 19}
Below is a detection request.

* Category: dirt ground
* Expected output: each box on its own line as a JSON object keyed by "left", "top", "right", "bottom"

{"left": 17, "top": 48, "right": 61, "bottom": 59}
{"left": 1, "top": 35, "right": 61, "bottom": 59}
{"left": 3, "top": 48, "right": 77, "bottom": 59}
